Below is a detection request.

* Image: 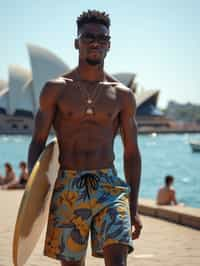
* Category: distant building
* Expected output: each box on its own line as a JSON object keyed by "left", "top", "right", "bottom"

{"left": 0, "top": 80, "right": 8, "bottom": 93}
{"left": 0, "top": 44, "right": 168, "bottom": 134}
{"left": 0, "top": 44, "right": 69, "bottom": 134}
{"left": 113, "top": 73, "right": 172, "bottom": 132}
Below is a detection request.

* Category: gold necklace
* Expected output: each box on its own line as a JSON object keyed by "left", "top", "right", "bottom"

{"left": 75, "top": 69, "right": 105, "bottom": 115}
{"left": 77, "top": 81, "right": 103, "bottom": 115}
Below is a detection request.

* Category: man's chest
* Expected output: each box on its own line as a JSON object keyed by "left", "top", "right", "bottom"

{"left": 57, "top": 84, "right": 121, "bottom": 121}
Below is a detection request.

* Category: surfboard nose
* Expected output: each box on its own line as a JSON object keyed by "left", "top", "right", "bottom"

{"left": 12, "top": 139, "right": 59, "bottom": 266}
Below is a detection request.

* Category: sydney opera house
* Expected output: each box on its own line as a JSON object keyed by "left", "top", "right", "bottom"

{"left": 0, "top": 44, "right": 168, "bottom": 134}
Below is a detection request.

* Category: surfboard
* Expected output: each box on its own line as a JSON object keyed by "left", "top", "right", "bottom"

{"left": 13, "top": 138, "right": 60, "bottom": 266}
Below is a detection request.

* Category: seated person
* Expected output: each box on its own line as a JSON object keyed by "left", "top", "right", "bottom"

{"left": 0, "top": 162, "right": 16, "bottom": 187}
{"left": 5, "top": 161, "right": 29, "bottom": 189}
{"left": 156, "top": 175, "right": 178, "bottom": 205}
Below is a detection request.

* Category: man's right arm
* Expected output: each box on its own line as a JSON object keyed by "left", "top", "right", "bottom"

{"left": 28, "top": 81, "right": 59, "bottom": 173}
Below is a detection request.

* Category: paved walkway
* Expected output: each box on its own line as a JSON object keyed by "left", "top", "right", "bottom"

{"left": 0, "top": 190, "right": 200, "bottom": 266}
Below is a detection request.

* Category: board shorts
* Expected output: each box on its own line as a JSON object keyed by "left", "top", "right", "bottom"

{"left": 44, "top": 168, "right": 134, "bottom": 262}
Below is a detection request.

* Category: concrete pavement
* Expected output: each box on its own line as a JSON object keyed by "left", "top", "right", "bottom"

{"left": 0, "top": 190, "right": 200, "bottom": 266}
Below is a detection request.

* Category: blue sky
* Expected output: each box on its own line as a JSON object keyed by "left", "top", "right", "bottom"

{"left": 0, "top": 0, "right": 200, "bottom": 107}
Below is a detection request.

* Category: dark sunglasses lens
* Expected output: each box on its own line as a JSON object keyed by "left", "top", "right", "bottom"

{"left": 98, "top": 35, "right": 110, "bottom": 43}
{"left": 81, "top": 33, "right": 94, "bottom": 43}
{"left": 81, "top": 33, "right": 110, "bottom": 43}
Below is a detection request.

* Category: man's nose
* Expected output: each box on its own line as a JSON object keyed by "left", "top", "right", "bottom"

{"left": 90, "top": 40, "right": 100, "bottom": 48}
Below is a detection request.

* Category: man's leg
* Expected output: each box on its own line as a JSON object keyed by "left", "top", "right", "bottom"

{"left": 103, "top": 244, "right": 128, "bottom": 266}
{"left": 61, "top": 258, "right": 85, "bottom": 266}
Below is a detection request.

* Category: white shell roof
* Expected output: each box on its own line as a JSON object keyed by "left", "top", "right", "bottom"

{"left": 113, "top": 72, "right": 136, "bottom": 87}
{"left": 0, "top": 44, "right": 70, "bottom": 115}
{"left": 135, "top": 90, "right": 159, "bottom": 107}
{"left": 0, "top": 89, "right": 9, "bottom": 110}
{"left": 0, "top": 44, "right": 159, "bottom": 116}
{"left": 0, "top": 80, "right": 8, "bottom": 92}
{"left": 18, "top": 80, "right": 35, "bottom": 113}
{"left": 8, "top": 65, "right": 31, "bottom": 115}
{"left": 28, "top": 43, "right": 70, "bottom": 109}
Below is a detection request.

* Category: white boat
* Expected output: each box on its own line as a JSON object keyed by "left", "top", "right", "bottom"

{"left": 189, "top": 140, "right": 200, "bottom": 152}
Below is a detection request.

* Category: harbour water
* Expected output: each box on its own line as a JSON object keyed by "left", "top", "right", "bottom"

{"left": 0, "top": 134, "right": 199, "bottom": 208}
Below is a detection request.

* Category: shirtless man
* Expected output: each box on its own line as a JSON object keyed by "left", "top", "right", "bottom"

{"left": 28, "top": 10, "right": 142, "bottom": 266}
{"left": 156, "top": 175, "right": 178, "bottom": 205}
{"left": 0, "top": 162, "right": 16, "bottom": 187}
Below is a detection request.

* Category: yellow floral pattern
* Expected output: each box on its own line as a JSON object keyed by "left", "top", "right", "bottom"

{"left": 44, "top": 168, "right": 133, "bottom": 261}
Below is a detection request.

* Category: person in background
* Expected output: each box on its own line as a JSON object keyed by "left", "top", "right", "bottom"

{"left": 0, "top": 162, "right": 16, "bottom": 187}
{"left": 156, "top": 175, "right": 178, "bottom": 205}
{"left": 4, "top": 161, "right": 29, "bottom": 189}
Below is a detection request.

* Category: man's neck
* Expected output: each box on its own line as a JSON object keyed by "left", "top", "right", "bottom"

{"left": 77, "top": 61, "right": 105, "bottom": 82}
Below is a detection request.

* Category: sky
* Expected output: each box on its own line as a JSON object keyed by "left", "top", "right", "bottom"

{"left": 0, "top": 0, "right": 200, "bottom": 108}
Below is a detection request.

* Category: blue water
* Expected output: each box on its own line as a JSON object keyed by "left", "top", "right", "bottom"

{"left": 0, "top": 134, "right": 199, "bottom": 208}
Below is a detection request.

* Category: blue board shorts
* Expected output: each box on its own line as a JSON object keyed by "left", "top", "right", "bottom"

{"left": 44, "top": 168, "right": 134, "bottom": 262}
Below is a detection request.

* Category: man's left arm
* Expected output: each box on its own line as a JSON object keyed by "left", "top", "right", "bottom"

{"left": 119, "top": 88, "right": 142, "bottom": 239}
{"left": 171, "top": 190, "right": 178, "bottom": 205}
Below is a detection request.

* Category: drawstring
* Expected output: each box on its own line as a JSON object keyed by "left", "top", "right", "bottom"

{"left": 76, "top": 173, "right": 100, "bottom": 199}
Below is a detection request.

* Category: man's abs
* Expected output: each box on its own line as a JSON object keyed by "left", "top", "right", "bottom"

{"left": 54, "top": 124, "right": 115, "bottom": 170}
{"left": 58, "top": 145, "right": 114, "bottom": 170}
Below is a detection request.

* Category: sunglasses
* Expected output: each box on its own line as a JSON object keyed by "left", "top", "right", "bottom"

{"left": 79, "top": 33, "right": 111, "bottom": 44}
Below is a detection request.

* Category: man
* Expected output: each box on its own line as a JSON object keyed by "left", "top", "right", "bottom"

{"left": 28, "top": 10, "right": 142, "bottom": 266}
{"left": 0, "top": 162, "right": 16, "bottom": 187}
{"left": 156, "top": 175, "right": 178, "bottom": 205}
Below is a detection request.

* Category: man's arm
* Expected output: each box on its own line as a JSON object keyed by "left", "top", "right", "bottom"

{"left": 119, "top": 88, "right": 142, "bottom": 238}
{"left": 28, "top": 80, "right": 59, "bottom": 173}
{"left": 171, "top": 189, "right": 178, "bottom": 205}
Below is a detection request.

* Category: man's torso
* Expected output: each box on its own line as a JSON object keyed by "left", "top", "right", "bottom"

{"left": 50, "top": 72, "right": 127, "bottom": 170}
{"left": 157, "top": 187, "right": 174, "bottom": 205}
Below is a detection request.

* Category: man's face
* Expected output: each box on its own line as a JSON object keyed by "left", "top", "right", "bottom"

{"left": 5, "top": 165, "right": 9, "bottom": 173}
{"left": 19, "top": 164, "right": 24, "bottom": 170}
{"left": 76, "top": 23, "right": 110, "bottom": 65}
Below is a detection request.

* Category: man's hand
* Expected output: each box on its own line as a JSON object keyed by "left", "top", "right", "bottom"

{"left": 131, "top": 212, "right": 143, "bottom": 240}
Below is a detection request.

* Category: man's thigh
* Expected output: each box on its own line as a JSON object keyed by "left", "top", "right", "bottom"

{"left": 103, "top": 244, "right": 128, "bottom": 266}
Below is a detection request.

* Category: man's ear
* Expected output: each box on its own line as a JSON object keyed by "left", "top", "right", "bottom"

{"left": 74, "top": 39, "right": 79, "bottom": 50}
{"left": 107, "top": 41, "right": 111, "bottom": 51}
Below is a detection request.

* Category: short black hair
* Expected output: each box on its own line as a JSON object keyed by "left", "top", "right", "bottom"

{"left": 165, "top": 175, "right": 174, "bottom": 186}
{"left": 77, "top": 10, "right": 110, "bottom": 33}
{"left": 19, "top": 161, "right": 27, "bottom": 168}
{"left": 5, "top": 162, "right": 13, "bottom": 171}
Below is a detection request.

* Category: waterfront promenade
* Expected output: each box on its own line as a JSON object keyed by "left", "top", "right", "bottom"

{"left": 0, "top": 190, "right": 200, "bottom": 266}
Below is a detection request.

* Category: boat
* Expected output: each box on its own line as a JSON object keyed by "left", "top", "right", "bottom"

{"left": 189, "top": 140, "right": 200, "bottom": 152}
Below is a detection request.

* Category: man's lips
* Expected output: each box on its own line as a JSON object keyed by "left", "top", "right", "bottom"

{"left": 88, "top": 49, "right": 102, "bottom": 55}
{"left": 88, "top": 47, "right": 102, "bottom": 52}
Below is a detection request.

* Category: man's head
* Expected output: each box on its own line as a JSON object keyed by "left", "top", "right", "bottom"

{"left": 4, "top": 162, "right": 12, "bottom": 173}
{"left": 75, "top": 10, "right": 111, "bottom": 66}
{"left": 19, "top": 161, "right": 27, "bottom": 170}
{"left": 165, "top": 175, "right": 174, "bottom": 187}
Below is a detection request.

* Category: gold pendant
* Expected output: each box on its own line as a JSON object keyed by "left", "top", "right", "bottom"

{"left": 85, "top": 107, "right": 94, "bottom": 115}
{"left": 87, "top": 99, "right": 92, "bottom": 104}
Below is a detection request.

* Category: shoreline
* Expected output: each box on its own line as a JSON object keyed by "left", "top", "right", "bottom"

{"left": 138, "top": 128, "right": 200, "bottom": 134}
{"left": 1, "top": 129, "right": 200, "bottom": 135}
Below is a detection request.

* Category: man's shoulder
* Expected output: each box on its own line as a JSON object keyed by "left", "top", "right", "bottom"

{"left": 105, "top": 72, "right": 131, "bottom": 91}
{"left": 61, "top": 69, "right": 77, "bottom": 83}
{"left": 114, "top": 83, "right": 136, "bottom": 110}
{"left": 40, "top": 77, "right": 66, "bottom": 102}
{"left": 169, "top": 187, "right": 176, "bottom": 194}
{"left": 105, "top": 73, "right": 131, "bottom": 92}
{"left": 45, "top": 77, "right": 67, "bottom": 87}
{"left": 115, "top": 82, "right": 131, "bottom": 94}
